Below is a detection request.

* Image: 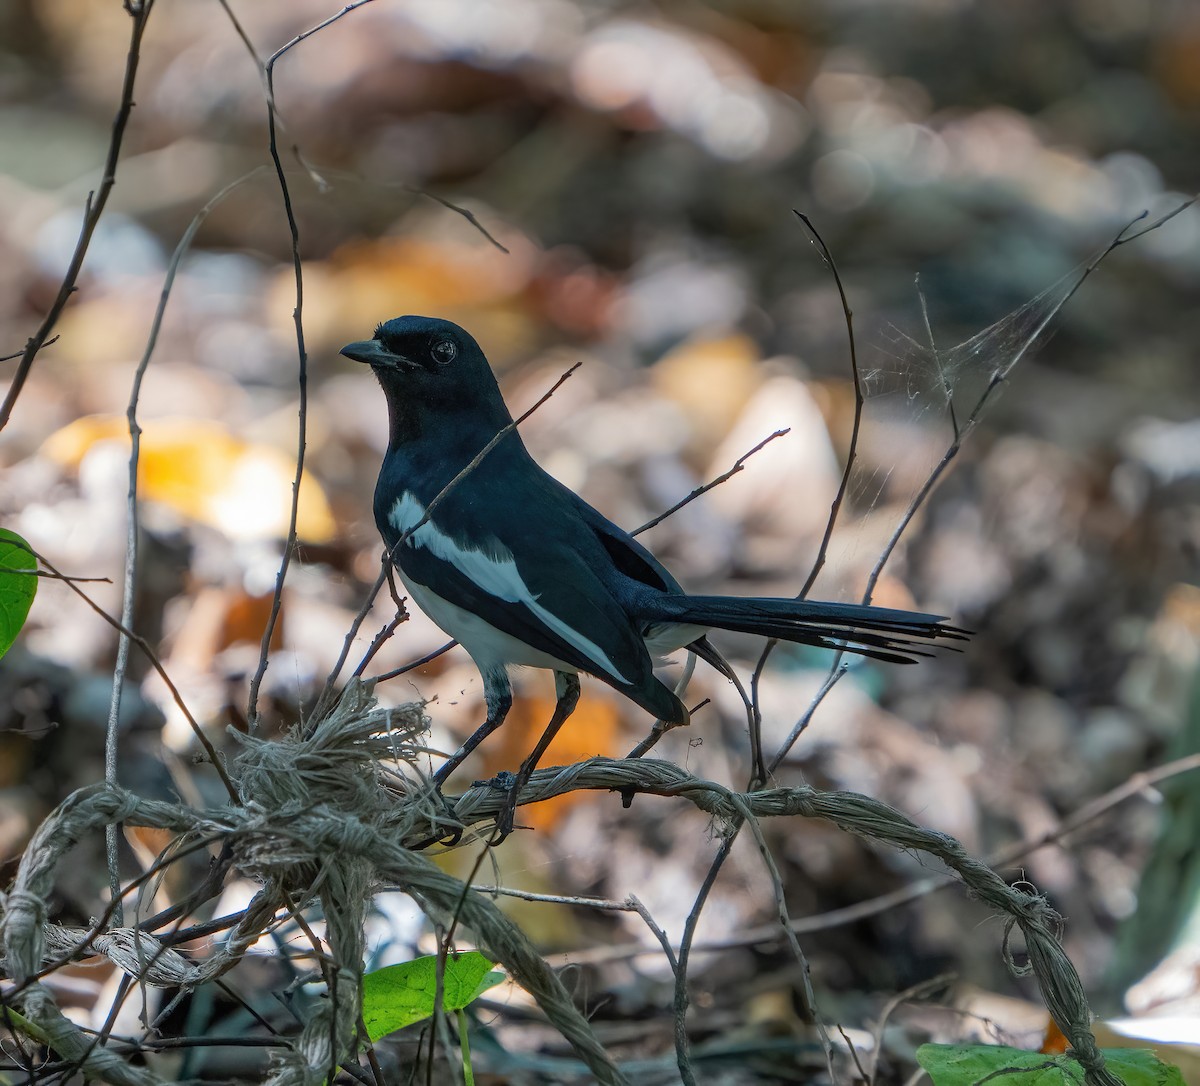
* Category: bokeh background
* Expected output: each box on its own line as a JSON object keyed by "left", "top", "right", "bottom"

{"left": 2, "top": 0, "right": 1199, "bottom": 1081}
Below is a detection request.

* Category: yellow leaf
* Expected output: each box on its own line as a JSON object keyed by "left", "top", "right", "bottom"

{"left": 652, "top": 333, "right": 764, "bottom": 449}
{"left": 42, "top": 416, "right": 335, "bottom": 542}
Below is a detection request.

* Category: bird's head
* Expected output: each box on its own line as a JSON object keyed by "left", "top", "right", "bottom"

{"left": 341, "top": 315, "right": 512, "bottom": 434}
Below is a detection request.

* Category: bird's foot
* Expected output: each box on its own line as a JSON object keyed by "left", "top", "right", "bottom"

{"left": 473, "top": 771, "right": 522, "bottom": 843}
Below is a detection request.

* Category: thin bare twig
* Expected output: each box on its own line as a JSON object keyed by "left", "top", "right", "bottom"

{"left": 407, "top": 364, "right": 583, "bottom": 549}
{"left": 472, "top": 886, "right": 636, "bottom": 909}
{"left": 0, "top": 336, "right": 57, "bottom": 364}
{"left": 244, "top": 3, "right": 394, "bottom": 728}
{"left": 750, "top": 212, "right": 865, "bottom": 778}
{"left": 673, "top": 832, "right": 731, "bottom": 1086}
{"left": 29, "top": 549, "right": 236, "bottom": 800}
{"left": 351, "top": 612, "right": 408, "bottom": 676}
{"left": 311, "top": 560, "right": 392, "bottom": 721}
{"left": 838, "top": 1023, "right": 870, "bottom": 1084}
{"left": 729, "top": 792, "right": 830, "bottom": 1051}
{"left": 246, "top": 53, "right": 314, "bottom": 727}
{"left": 107, "top": 168, "right": 265, "bottom": 923}
{"left": 631, "top": 429, "right": 790, "bottom": 536}
{"left": 372, "top": 640, "right": 457, "bottom": 684}
{"left": 868, "top": 974, "right": 953, "bottom": 1085}
{"left": 416, "top": 189, "right": 511, "bottom": 253}
{"left": 627, "top": 895, "right": 679, "bottom": 974}
{"left": 623, "top": 692, "right": 708, "bottom": 760}
{"left": 915, "top": 272, "right": 958, "bottom": 441}
{"left": 862, "top": 198, "right": 1196, "bottom": 604}
{"left": 793, "top": 210, "right": 865, "bottom": 602}
{"left": 0, "top": 566, "right": 109, "bottom": 583}
{"left": 767, "top": 660, "right": 849, "bottom": 774}
{"left": 0, "top": 3, "right": 154, "bottom": 433}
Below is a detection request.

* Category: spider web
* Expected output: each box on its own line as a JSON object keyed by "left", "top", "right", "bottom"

{"left": 809, "top": 262, "right": 1088, "bottom": 601}
{"left": 862, "top": 263, "right": 1085, "bottom": 430}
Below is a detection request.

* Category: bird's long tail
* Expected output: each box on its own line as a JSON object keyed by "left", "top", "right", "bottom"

{"left": 647, "top": 595, "right": 967, "bottom": 663}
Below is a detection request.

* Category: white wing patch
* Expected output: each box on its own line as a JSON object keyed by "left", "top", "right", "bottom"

{"left": 389, "top": 491, "right": 632, "bottom": 684}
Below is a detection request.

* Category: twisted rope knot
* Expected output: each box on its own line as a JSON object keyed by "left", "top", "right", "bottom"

{"left": 0, "top": 888, "right": 49, "bottom": 983}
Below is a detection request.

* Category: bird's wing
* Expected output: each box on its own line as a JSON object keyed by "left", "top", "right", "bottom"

{"left": 383, "top": 486, "right": 659, "bottom": 693}
{"left": 556, "top": 482, "right": 684, "bottom": 596}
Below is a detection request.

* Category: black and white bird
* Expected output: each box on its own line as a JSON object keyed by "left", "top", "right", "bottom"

{"left": 343, "top": 316, "right": 962, "bottom": 816}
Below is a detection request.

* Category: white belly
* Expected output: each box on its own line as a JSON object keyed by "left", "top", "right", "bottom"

{"left": 403, "top": 575, "right": 581, "bottom": 675}
{"left": 643, "top": 622, "right": 705, "bottom": 659}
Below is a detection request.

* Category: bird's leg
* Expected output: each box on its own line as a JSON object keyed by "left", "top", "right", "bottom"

{"left": 408, "top": 671, "right": 513, "bottom": 849}
{"left": 493, "top": 671, "right": 581, "bottom": 839}
{"left": 688, "top": 636, "right": 765, "bottom": 787}
{"left": 432, "top": 669, "right": 512, "bottom": 787}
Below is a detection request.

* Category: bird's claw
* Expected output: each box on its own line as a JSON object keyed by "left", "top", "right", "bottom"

{"left": 468, "top": 771, "right": 521, "bottom": 842}
{"left": 408, "top": 786, "right": 464, "bottom": 850}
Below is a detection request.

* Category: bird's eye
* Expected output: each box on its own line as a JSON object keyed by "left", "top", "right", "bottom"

{"left": 431, "top": 338, "right": 457, "bottom": 365}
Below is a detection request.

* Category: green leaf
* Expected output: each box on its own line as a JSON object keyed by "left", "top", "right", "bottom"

{"left": 361, "top": 952, "right": 504, "bottom": 1043}
{"left": 0, "top": 1004, "right": 51, "bottom": 1045}
{"left": 0, "top": 529, "right": 37, "bottom": 660}
{"left": 916, "top": 1043, "right": 1184, "bottom": 1086}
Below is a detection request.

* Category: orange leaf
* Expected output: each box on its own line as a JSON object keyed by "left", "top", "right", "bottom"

{"left": 1041, "top": 1017, "right": 1069, "bottom": 1055}
{"left": 168, "top": 585, "right": 285, "bottom": 674}
{"left": 482, "top": 684, "right": 622, "bottom": 832}
{"left": 124, "top": 825, "right": 177, "bottom": 865}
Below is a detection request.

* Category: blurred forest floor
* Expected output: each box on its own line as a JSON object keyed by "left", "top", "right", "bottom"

{"left": 1, "top": 0, "right": 1199, "bottom": 1082}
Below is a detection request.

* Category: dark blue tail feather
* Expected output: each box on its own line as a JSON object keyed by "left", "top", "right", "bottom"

{"left": 644, "top": 595, "right": 966, "bottom": 664}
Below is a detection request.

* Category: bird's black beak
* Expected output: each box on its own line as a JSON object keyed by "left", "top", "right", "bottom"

{"left": 340, "top": 339, "right": 409, "bottom": 369}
